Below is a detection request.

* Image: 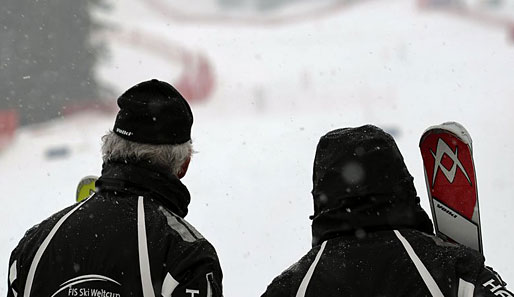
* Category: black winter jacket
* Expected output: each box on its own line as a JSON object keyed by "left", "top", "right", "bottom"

{"left": 262, "top": 126, "right": 511, "bottom": 297}
{"left": 7, "top": 161, "right": 223, "bottom": 297}
{"left": 261, "top": 229, "right": 511, "bottom": 297}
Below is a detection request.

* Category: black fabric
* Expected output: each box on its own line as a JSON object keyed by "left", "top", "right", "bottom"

{"left": 7, "top": 162, "right": 223, "bottom": 297}
{"left": 261, "top": 229, "right": 503, "bottom": 297}
{"left": 311, "top": 125, "right": 433, "bottom": 246}
{"left": 96, "top": 160, "right": 191, "bottom": 217}
{"left": 113, "top": 79, "right": 193, "bottom": 144}
{"left": 261, "top": 124, "right": 509, "bottom": 297}
{"left": 475, "top": 266, "right": 514, "bottom": 296}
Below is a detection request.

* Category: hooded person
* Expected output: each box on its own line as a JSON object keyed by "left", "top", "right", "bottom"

{"left": 7, "top": 79, "right": 223, "bottom": 297}
{"left": 261, "top": 125, "right": 510, "bottom": 297}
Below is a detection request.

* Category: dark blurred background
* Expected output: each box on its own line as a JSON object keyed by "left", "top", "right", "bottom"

{"left": 0, "top": 0, "right": 110, "bottom": 126}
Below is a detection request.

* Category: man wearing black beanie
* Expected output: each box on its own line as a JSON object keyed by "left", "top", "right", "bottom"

{"left": 261, "top": 125, "right": 511, "bottom": 297}
{"left": 7, "top": 79, "right": 223, "bottom": 297}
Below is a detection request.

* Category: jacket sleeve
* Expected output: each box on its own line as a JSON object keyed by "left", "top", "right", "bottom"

{"left": 171, "top": 270, "right": 222, "bottom": 297}
{"left": 6, "top": 255, "right": 18, "bottom": 297}
{"left": 6, "top": 225, "right": 40, "bottom": 297}
{"left": 260, "top": 276, "right": 291, "bottom": 297}
{"left": 5, "top": 206, "right": 78, "bottom": 297}
{"left": 167, "top": 240, "right": 223, "bottom": 297}
{"left": 474, "top": 266, "right": 513, "bottom": 297}
{"left": 7, "top": 237, "right": 31, "bottom": 297}
{"left": 261, "top": 246, "right": 321, "bottom": 297}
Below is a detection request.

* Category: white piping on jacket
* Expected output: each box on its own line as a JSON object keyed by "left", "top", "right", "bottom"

{"left": 161, "top": 272, "right": 179, "bottom": 297}
{"left": 394, "top": 230, "right": 444, "bottom": 297}
{"left": 138, "top": 196, "right": 156, "bottom": 297}
{"left": 458, "top": 278, "right": 475, "bottom": 297}
{"left": 295, "top": 240, "right": 327, "bottom": 297}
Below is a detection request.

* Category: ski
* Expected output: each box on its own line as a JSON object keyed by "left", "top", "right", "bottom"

{"left": 419, "top": 122, "right": 483, "bottom": 254}
{"left": 76, "top": 175, "right": 98, "bottom": 202}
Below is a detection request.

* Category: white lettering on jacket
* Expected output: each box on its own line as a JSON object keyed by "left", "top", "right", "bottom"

{"left": 483, "top": 278, "right": 512, "bottom": 297}
{"left": 186, "top": 289, "right": 200, "bottom": 297}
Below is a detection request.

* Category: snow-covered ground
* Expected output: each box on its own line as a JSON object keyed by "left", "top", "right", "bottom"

{"left": 2, "top": 0, "right": 514, "bottom": 296}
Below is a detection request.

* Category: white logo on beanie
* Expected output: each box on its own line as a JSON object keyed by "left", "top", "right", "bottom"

{"left": 116, "top": 128, "right": 133, "bottom": 137}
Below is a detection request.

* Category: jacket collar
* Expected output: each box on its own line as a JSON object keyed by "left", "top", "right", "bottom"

{"left": 96, "top": 160, "right": 191, "bottom": 217}
{"left": 310, "top": 194, "right": 433, "bottom": 247}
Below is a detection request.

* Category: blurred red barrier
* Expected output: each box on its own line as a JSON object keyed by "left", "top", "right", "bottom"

{"left": 175, "top": 53, "right": 215, "bottom": 103}
{"left": 0, "top": 109, "right": 19, "bottom": 150}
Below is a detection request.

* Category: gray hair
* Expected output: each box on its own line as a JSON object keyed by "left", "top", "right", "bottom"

{"left": 101, "top": 131, "right": 193, "bottom": 176}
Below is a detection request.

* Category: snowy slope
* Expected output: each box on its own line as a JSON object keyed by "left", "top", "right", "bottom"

{"left": 2, "top": 0, "right": 514, "bottom": 296}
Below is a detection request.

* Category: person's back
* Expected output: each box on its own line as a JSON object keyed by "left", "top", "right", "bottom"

{"left": 263, "top": 229, "right": 504, "bottom": 297}
{"left": 7, "top": 79, "right": 223, "bottom": 297}
{"left": 9, "top": 185, "right": 220, "bottom": 297}
{"left": 262, "top": 125, "right": 511, "bottom": 297}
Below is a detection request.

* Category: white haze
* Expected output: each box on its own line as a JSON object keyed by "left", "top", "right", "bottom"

{"left": 1, "top": 0, "right": 514, "bottom": 296}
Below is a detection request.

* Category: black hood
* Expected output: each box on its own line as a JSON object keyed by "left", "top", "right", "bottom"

{"left": 96, "top": 160, "right": 191, "bottom": 217}
{"left": 311, "top": 125, "right": 433, "bottom": 246}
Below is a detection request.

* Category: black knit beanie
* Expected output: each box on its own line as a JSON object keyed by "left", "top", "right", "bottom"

{"left": 113, "top": 79, "right": 193, "bottom": 144}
